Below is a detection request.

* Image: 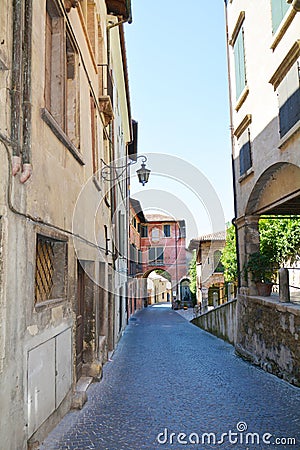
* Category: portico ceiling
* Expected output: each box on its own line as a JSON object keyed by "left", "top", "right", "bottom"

{"left": 255, "top": 190, "right": 300, "bottom": 216}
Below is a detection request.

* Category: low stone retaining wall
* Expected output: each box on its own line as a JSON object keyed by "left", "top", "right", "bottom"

{"left": 236, "top": 294, "right": 300, "bottom": 387}
{"left": 192, "top": 294, "right": 300, "bottom": 387}
{"left": 191, "top": 299, "right": 237, "bottom": 345}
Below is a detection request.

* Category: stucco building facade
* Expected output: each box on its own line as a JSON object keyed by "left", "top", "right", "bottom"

{"left": 127, "top": 198, "right": 147, "bottom": 315}
{"left": 128, "top": 202, "right": 190, "bottom": 304}
{"left": 140, "top": 214, "right": 189, "bottom": 301}
{"left": 189, "top": 232, "right": 226, "bottom": 309}
{"left": 225, "top": 0, "right": 300, "bottom": 384}
{"left": 0, "top": 0, "right": 134, "bottom": 448}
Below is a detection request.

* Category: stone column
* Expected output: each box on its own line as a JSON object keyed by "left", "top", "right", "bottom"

{"left": 279, "top": 268, "right": 290, "bottom": 303}
{"left": 235, "top": 215, "right": 260, "bottom": 294}
{"left": 213, "top": 291, "right": 218, "bottom": 308}
{"left": 227, "top": 282, "right": 234, "bottom": 301}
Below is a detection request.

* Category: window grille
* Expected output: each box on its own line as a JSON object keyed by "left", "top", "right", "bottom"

{"left": 35, "top": 234, "right": 67, "bottom": 304}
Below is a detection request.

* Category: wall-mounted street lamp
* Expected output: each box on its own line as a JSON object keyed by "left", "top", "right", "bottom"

{"left": 136, "top": 160, "right": 151, "bottom": 186}
{"left": 101, "top": 155, "right": 151, "bottom": 186}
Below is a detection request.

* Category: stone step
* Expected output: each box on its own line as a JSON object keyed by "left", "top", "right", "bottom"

{"left": 71, "top": 376, "right": 93, "bottom": 410}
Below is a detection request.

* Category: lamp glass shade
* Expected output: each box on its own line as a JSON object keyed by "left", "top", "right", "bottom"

{"left": 136, "top": 163, "right": 150, "bottom": 186}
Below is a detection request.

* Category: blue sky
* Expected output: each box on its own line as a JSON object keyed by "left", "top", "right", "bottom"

{"left": 126, "top": 0, "right": 234, "bottom": 242}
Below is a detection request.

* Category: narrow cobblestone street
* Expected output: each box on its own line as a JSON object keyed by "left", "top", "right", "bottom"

{"left": 41, "top": 305, "right": 300, "bottom": 450}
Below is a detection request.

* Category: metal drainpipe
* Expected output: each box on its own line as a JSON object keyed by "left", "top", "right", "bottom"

{"left": 11, "top": 0, "right": 23, "bottom": 175}
{"left": 224, "top": 0, "right": 241, "bottom": 288}
{"left": 20, "top": 0, "right": 33, "bottom": 183}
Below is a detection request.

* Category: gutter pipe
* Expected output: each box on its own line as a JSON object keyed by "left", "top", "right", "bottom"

{"left": 11, "top": 0, "right": 22, "bottom": 175}
{"left": 20, "top": 0, "right": 33, "bottom": 183}
{"left": 11, "top": 0, "right": 33, "bottom": 182}
{"left": 224, "top": 0, "right": 241, "bottom": 287}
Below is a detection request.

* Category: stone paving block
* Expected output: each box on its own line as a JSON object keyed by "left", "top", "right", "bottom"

{"left": 40, "top": 306, "right": 300, "bottom": 450}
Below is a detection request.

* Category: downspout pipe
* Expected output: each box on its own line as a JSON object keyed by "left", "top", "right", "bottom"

{"left": 20, "top": 0, "right": 33, "bottom": 183}
{"left": 224, "top": 0, "right": 241, "bottom": 287}
{"left": 11, "top": 0, "right": 23, "bottom": 175}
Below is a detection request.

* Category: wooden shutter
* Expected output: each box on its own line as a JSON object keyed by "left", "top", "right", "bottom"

{"left": 149, "top": 247, "right": 155, "bottom": 264}
{"left": 271, "top": 0, "right": 290, "bottom": 33}
{"left": 234, "top": 27, "right": 246, "bottom": 100}
{"left": 156, "top": 247, "right": 164, "bottom": 263}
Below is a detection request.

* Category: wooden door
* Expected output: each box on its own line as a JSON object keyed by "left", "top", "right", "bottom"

{"left": 76, "top": 262, "right": 85, "bottom": 380}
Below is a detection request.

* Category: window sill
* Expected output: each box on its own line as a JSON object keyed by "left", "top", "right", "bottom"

{"left": 279, "top": 119, "right": 300, "bottom": 149}
{"left": 35, "top": 297, "right": 66, "bottom": 310}
{"left": 238, "top": 167, "right": 254, "bottom": 183}
{"left": 41, "top": 108, "right": 85, "bottom": 166}
{"left": 235, "top": 86, "right": 249, "bottom": 112}
{"left": 270, "top": 8, "right": 296, "bottom": 51}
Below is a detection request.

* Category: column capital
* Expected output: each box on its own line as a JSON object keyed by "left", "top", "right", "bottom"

{"left": 234, "top": 215, "right": 260, "bottom": 230}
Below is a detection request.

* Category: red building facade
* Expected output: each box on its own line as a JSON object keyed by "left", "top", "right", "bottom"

{"left": 140, "top": 214, "right": 187, "bottom": 299}
{"left": 128, "top": 200, "right": 189, "bottom": 307}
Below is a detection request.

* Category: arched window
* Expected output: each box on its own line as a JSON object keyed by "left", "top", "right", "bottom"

{"left": 151, "top": 227, "right": 160, "bottom": 243}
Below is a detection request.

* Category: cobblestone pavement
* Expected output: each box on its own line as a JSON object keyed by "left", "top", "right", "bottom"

{"left": 41, "top": 305, "right": 300, "bottom": 450}
{"left": 174, "top": 307, "right": 195, "bottom": 321}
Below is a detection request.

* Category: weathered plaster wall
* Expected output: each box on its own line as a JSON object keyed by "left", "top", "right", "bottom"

{"left": 0, "top": 0, "right": 130, "bottom": 448}
{"left": 236, "top": 294, "right": 300, "bottom": 386}
{"left": 192, "top": 300, "right": 237, "bottom": 345}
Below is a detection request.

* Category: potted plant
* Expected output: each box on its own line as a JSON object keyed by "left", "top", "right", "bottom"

{"left": 183, "top": 302, "right": 188, "bottom": 310}
{"left": 244, "top": 252, "right": 276, "bottom": 296}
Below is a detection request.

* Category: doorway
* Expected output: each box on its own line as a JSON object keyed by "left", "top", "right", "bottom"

{"left": 76, "top": 262, "right": 85, "bottom": 380}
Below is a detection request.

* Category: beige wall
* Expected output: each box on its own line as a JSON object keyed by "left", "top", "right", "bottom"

{"left": 227, "top": 1, "right": 300, "bottom": 218}
{"left": 226, "top": 1, "right": 300, "bottom": 386}
{"left": 0, "top": 1, "right": 132, "bottom": 448}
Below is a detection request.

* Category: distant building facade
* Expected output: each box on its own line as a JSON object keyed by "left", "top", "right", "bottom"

{"left": 127, "top": 198, "right": 147, "bottom": 315}
{"left": 141, "top": 214, "right": 188, "bottom": 301}
{"left": 128, "top": 202, "right": 190, "bottom": 302}
{"left": 147, "top": 272, "right": 172, "bottom": 305}
{"left": 189, "top": 232, "right": 226, "bottom": 308}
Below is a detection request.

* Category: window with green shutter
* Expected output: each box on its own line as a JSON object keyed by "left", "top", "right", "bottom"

{"left": 278, "top": 60, "right": 300, "bottom": 138}
{"left": 271, "top": 0, "right": 290, "bottom": 33}
{"left": 234, "top": 27, "right": 247, "bottom": 100}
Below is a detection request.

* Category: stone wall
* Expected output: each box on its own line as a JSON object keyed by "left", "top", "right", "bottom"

{"left": 236, "top": 294, "right": 300, "bottom": 386}
{"left": 192, "top": 300, "right": 237, "bottom": 345}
